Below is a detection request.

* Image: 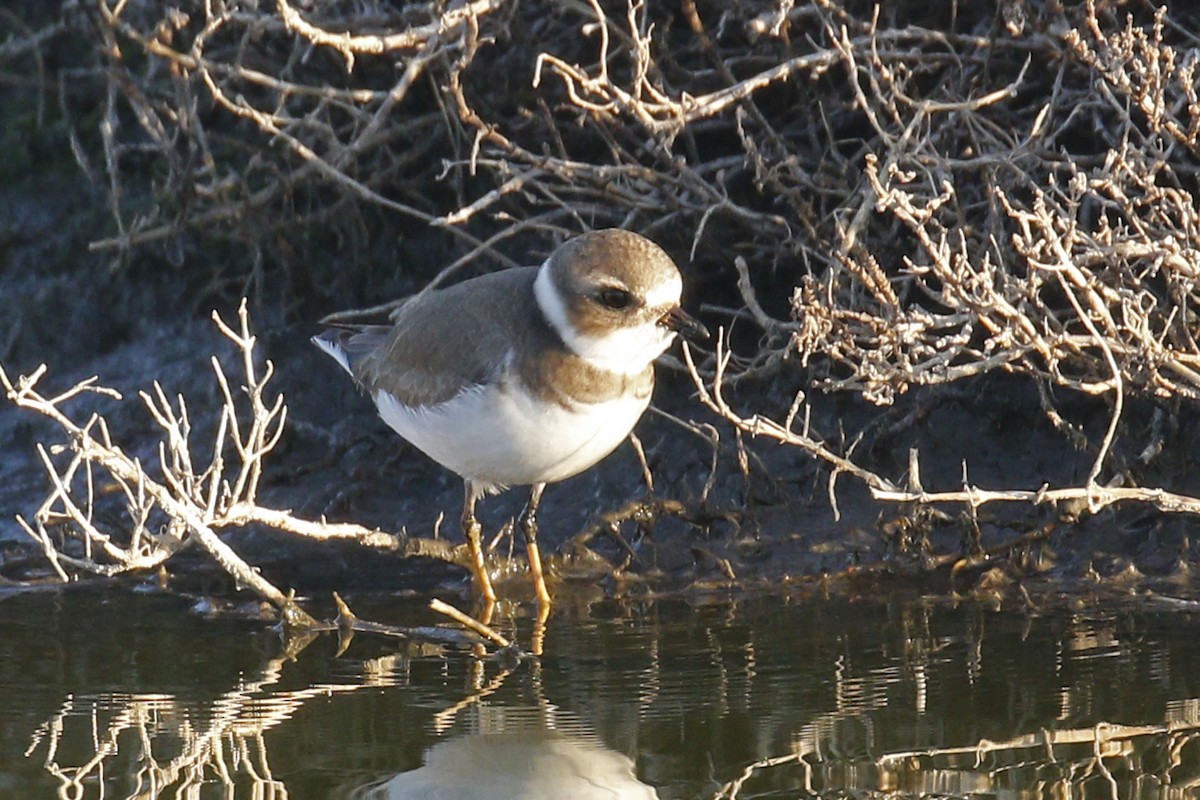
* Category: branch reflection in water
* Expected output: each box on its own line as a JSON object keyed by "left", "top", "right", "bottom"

{"left": 7, "top": 591, "right": 1200, "bottom": 798}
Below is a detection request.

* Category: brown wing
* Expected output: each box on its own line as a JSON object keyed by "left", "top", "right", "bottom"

{"left": 324, "top": 268, "right": 541, "bottom": 407}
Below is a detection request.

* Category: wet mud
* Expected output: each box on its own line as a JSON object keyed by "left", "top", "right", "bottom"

{"left": 3, "top": 260, "right": 1199, "bottom": 618}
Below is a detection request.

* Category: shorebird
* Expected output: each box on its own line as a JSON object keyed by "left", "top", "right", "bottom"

{"left": 313, "top": 229, "right": 707, "bottom": 606}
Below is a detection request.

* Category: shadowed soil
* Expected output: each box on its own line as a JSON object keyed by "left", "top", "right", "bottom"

{"left": 3, "top": 238, "right": 1198, "bottom": 614}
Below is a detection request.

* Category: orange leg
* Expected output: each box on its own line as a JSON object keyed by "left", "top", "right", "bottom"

{"left": 519, "top": 483, "right": 553, "bottom": 609}
{"left": 462, "top": 482, "right": 496, "bottom": 604}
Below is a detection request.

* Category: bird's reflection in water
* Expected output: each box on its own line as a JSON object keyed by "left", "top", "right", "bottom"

{"left": 360, "top": 728, "right": 658, "bottom": 800}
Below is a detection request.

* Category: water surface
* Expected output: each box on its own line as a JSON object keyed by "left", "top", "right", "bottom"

{"left": 2, "top": 586, "right": 1198, "bottom": 798}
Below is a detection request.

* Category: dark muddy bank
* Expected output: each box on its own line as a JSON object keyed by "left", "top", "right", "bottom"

{"left": 0, "top": 164, "right": 1197, "bottom": 615}
{"left": 4, "top": 238, "right": 1199, "bottom": 614}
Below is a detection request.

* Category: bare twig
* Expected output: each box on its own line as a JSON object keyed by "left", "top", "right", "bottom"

{"left": 0, "top": 301, "right": 468, "bottom": 624}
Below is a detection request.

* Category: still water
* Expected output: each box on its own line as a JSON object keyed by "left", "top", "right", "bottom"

{"left": 1, "top": 586, "right": 1198, "bottom": 798}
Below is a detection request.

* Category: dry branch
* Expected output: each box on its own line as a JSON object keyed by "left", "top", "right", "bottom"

{"left": 0, "top": 301, "right": 464, "bottom": 623}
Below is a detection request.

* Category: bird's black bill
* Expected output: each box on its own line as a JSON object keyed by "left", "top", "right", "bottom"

{"left": 660, "top": 306, "right": 710, "bottom": 342}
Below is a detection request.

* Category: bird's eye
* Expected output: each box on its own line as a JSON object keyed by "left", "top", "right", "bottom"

{"left": 599, "top": 287, "right": 633, "bottom": 310}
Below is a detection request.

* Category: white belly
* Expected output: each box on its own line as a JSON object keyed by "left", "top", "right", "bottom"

{"left": 375, "top": 381, "right": 649, "bottom": 491}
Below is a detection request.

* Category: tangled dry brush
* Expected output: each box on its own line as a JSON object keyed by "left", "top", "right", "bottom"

{"left": 5, "top": 0, "right": 1200, "bottom": 603}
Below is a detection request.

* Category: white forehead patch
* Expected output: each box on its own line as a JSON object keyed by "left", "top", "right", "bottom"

{"left": 642, "top": 273, "right": 683, "bottom": 310}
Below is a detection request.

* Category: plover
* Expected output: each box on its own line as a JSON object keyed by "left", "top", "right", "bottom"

{"left": 313, "top": 229, "right": 707, "bottom": 606}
